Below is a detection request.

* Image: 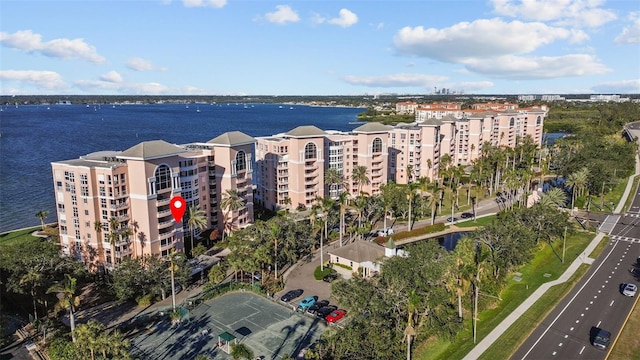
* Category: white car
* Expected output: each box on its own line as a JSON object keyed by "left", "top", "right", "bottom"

{"left": 622, "top": 283, "right": 637, "bottom": 297}
{"left": 377, "top": 228, "right": 394, "bottom": 237}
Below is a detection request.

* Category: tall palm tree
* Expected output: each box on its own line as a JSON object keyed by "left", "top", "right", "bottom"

{"left": 74, "top": 320, "right": 103, "bottom": 360}
{"left": 20, "top": 268, "right": 43, "bottom": 320}
{"left": 108, "top": 217, "right": 120, "bottom": 266}
{"left": 324, "top": 167, "right": 345, "bottom": 198}
{"left": 352, "top": 165, "right": 370, "bottom": 195}
{"left": 338, "top": 191, "right": 349, "bottom": 246}
{"left": 35, "top": 210, "right": 49, "bottom": 231}
{"left": 130, "top": 220, "right": 139, "bottom": 258}
{"left": 269, "top": 222, "right": 280, "bottom": 279}
{"left": 406, "top": 182, "right": 419, "bottom": 231}
{"left": 405, "top": 290, "right": 420, "bottom": 360}
{"left": 220, "top": 189, "right": 245, "bottom": 241}
{"left": 47, "top": 274, "right": 80, "bottom": 342}
{"left": 187, "top": 205, "right": 207, "bottom": 256}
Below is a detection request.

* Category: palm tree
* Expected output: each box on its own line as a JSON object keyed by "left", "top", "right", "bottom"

{"left": 338, "top": 191, "right": 349, "bottom": 247}
{"left": 47, "top": 274, "right": 80, "bottom": 342}
{"left": 20, "top": 268, "right": 43, "bottom": 320}
{"left": 538, "top": 188, "right": 568, "bottom": 209}
{"left": 352, "top": 165, "right": 370, "bottom": 195}
{"left": 230, "top": 342, "right": 254, "bottom": 360}
{"left": 220, "top": 189, "right": 245, "bottom": 241}
{"left": 311, "top": 196, "right": 334, "bottom": 271}
{"left": 187, "top": 205, "right": 207, "bottom": 256}
{"left": 74, "top": 320, "right": 103, "bottom": 360}
{"left": 130, "top": 220, "right": 139, "bottom": 257}
{"left": 167, "top": 249, "right": 183, "bottom": 311}
{"left": 406, "top": 182, "right": 419, "bottom": 231}
{"left": 405, "top": 290, "right": 420, "bottom": 360}
{"left": 35, "top": 210, "right": 49, "bottom": 231}
{"left": 324, "top": 167, "right": 345, "bottom": 198}
{"left": 270, "top": 222, "right": 280, "bottom": 279}
{"left": 108, "top": 217, "right": 120, "bottom": 267}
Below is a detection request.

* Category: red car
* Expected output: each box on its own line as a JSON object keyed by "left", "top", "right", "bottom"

{"left": 325, "top": 309, "right": 347, "bottom": 323}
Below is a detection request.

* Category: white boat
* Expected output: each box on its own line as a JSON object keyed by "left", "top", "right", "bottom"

{"left": 196, "top": 107, "right": 200, "bottom": 113}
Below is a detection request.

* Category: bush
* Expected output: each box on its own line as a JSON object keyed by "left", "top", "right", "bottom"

{"left": 314, "top": 265, "right": 334, "bottom": 280}
{"left": 333, "top": 263, "right": 352, "bottom": 271}
{"left": 137, "top": 293, "right": 155, "bottom": 307}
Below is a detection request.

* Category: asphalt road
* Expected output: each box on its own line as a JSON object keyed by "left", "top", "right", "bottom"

{"left": 512, "top": 188, "right": 640, "bottom": 359}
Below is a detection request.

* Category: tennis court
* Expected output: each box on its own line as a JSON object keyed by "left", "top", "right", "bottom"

{"left": 130, "top": 291, "right": 328, "bottom": 359}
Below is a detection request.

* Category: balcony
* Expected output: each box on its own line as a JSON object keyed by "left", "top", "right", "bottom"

{"left": 110, "top": 201, "right": 129, "bottom": 210}
{"left": 156, "top": 196, "right": 170, "bottom": 205}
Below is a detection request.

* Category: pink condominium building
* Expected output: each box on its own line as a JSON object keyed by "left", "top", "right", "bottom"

{"left": 51, "top": 131, "right": 254, "bottom": 270}
{"left": 255, "top": 104, "right": 547, "bottom": 212}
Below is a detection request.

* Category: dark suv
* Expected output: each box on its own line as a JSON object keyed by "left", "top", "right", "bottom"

{"left": 592, "top": 328, "right": 611, "bottom": 350}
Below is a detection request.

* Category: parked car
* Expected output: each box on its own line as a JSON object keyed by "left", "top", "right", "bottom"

{"left": 325, "top": 309, "right": 347, "bottom": 323}
{"left": 592, "top": 328, "right": 611, "bottom": 350}
{"left": 622, "top": 283, "right": 637, "bottom": 297}
{"left": 377, "top": 228, "right": 394, "bottom": 237}
{"left": 298, "top": 296, "right": 318, "bottom": 310}
{"left": 308, "top": 300, "right": 330, "bottom": 314}
{"left": 461, "top": 212, "right": 474, "bottom": 219}
{"left": 316, "top": 305, "right": 338, "bottom": 319}
{"left": 323, "top": 273, "right": 338, "bottom": 282}
{"left": 446, "top": 217, "right": 458, "bottom": 222}
{"left": 281, "top": 289, "right": 304, "bottom": 302}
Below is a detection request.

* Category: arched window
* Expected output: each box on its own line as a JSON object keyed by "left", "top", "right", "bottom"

{"left": 372, "top": 137, "right": 383, "bottom": 153}
{"left": 304, "top": 142, "right": 317, "bottom": 160}
{"left": 510, "top": 117, "right": 515, "bottom": 126}
{"left": 236, "top": 151, "right": 246, "bottom": 172}
{"left": 155, "top": 165, "right": 172, "bottom": 191}
{"left": 536, "top": 116, "right": 541, "bottom": 125}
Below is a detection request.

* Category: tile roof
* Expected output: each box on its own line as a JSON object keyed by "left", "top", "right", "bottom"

{"left": 118, "top": 140, "right": 186, "bottom": 160}
{"left": 285, "top": 125, "right": 326, "bottom": 138}
{"left": 208, "top": 131, "right": 255, "bottom": 146}
{"left": 353, "top": 122, "right": 393, "bottom": 133}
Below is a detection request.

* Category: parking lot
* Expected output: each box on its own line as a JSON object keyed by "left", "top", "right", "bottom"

{"left": 130, "top": 292, "right": 328, "bottom": 360}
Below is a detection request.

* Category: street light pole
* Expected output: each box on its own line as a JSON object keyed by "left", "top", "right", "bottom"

{"left": 562, "top": 226, "right": 567, "bottom": 263}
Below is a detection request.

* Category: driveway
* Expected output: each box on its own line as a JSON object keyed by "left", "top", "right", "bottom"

{"left": 278, "top": 248, "right": 334, "bottom": 306}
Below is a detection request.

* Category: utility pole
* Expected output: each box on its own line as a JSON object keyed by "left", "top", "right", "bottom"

{"left": 562, "top": 226, "right": 567, "bottom": 263}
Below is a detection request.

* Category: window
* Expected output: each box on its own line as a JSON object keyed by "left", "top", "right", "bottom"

{"left": 372, "top": 138, "right": 383, "bottom": 153}
{"left": 304, "top": 143, "right": 317, "bottom": 160}
{"left": 155, "top": 165, "right": 172, "bottom": 191}
{"left": 236, "top": 151, "right": 247, "bottom": 172}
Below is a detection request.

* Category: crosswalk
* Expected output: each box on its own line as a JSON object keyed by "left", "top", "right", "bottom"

{"left": 609, "top": 235, "right": 640, "bottom": 244}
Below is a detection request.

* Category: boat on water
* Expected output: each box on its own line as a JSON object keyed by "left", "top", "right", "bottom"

{"left": 196, "top": 107, "right": 200, "bottom": 113}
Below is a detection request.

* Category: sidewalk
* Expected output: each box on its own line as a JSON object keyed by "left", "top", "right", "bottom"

{"left": 463, "top": 161, "right": 640, "bottom": 359}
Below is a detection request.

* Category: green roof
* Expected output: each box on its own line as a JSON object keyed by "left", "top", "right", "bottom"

{"left": 218, "top": 332, "right": 236, "bottom": 341}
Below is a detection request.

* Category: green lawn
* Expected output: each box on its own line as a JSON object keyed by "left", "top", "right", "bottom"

{"left": 0, "top": 226, "right": 41, "bottom": 246}
{"left": 415, "top": 230, "right": 596, "bottom": 360}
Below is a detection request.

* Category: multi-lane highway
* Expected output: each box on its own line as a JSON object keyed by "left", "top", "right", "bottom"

{"left": 512, "top": 187, "right": 640, "bottom": 359}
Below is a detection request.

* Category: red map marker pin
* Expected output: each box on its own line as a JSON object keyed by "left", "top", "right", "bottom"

{"left": 170, "top": 196, "right": 186, "bottom": 223}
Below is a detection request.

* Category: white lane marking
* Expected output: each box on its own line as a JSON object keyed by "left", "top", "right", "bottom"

{"left": 590, "top": 301, "right": 593, "bottom": 304}
{"left": 559, "top": 343, "right": 563, "bottom": 347}
{"left": 597, "top": 320, "right": 601, "bottom": 327}
{"left": 602, "top": 285, "right": 606, "bottom": 288}
{"left": 519, "top": 241, "right": 620, "bottom": 360}
{"left": 606, "top": 280, "right": 609, "bottom": 283}
{"left": 610, "top": 300, "right": 615, "bottom": 306}
{"left": 585, "top": 307, "right": 589, "bottom": 310}
{"left": 564, "top": 335, "right": 568, "bottom": 338}
{"left": 581, "top": 313, "right": 584, "bottom": 317}
{"left": 576, "top": 320, "right": 580, "bottom": 323}
{"left": 580, "top": 346, "right": 585, "bottom": 354}
{"left": 570, "top": 327, "right": 574, "bottom": 331}
{"left": 609, "top": 275, "right": 612, "bottom": 278}
{"left": 553, "top": 351, "right": 557, "bottom": 356}
{"left": 595, "top": 295, "right": 598, "bottom": 298}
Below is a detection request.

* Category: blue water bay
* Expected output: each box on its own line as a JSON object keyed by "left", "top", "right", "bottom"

{"left": 0, "top": 103, "right": 363, "bottom": 232}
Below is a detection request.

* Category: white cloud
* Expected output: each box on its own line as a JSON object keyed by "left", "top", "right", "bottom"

{"left": 265, "top": 5, "right": 300, "bottom": 25}
{"left": 591, "top": 79, "right": 640, "bottom": 93}
{"left": 328, "top": 9, "right": 358, "bottom": 28}
{"left": 464, "top": 54, "right": 610, "bottom": 79}
{"left": 393, "top": 18, "right": 574, "bottom": 62}
{"left": 100, "top": 71, "right": 123, "bottom": 83}
{"left": 343, "top": 73, "right": 448, "bottom": 88}
{"left": 126, "top": 57, "right": 167, "bottom": 71}
{"left": 491, "top": 0, "right": 616, "bottom": 28}
{"left": 310, "top": 13, "right": 326, "bottom": 25}
{"left": 615, "top": 13, "right": 640, "bottom": 44}
{"left": 182, "top": 0, "right": 226, "bottom": 8}
{"left": 0, "top": 70, "right": 66, "bottom": 89}
{"left": 0, "top": 30, "right": 106, "bottom": 64}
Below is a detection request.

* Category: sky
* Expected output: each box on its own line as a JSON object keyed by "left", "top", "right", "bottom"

{"left": 1, "top": 0, "right": 639, "bottom": 96}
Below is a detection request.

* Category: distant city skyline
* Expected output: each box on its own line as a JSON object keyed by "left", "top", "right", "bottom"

{"left": 1, "top": 0, "right": 639, "bottom": 96}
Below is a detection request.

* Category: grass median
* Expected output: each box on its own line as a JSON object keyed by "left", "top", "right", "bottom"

{"left": 415, "top": 230, "right": 596, "bottom": 360}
